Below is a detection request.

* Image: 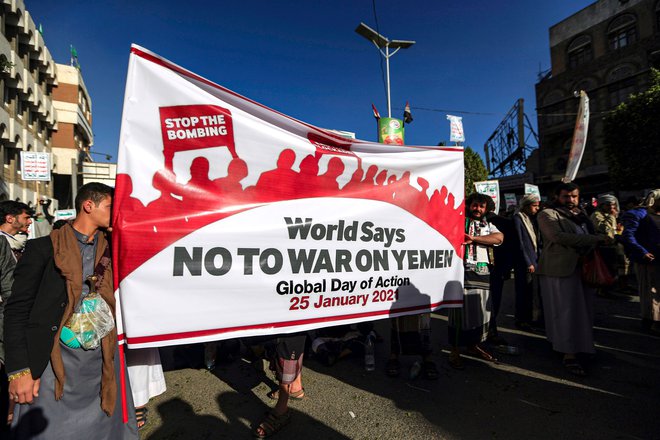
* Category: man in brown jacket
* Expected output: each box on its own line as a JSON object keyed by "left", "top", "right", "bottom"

{"left": 537, "top": 182, "right": 609, "bottom": 377}
{"left": 4, "top": 183, "right": 138, "bottom": 439}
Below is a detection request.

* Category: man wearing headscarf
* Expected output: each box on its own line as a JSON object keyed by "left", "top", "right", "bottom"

{"left": 620, "top": 189, "right": 660, "bottom": 335}
{"left": 513, "top": 194, "right": 541, "bottom": 330}
{"left": 590, "top": 194, "right": 621, "bottom": 295}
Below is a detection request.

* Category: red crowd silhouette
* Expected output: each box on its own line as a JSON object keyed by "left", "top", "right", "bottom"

{"left": 113, "top": 148, "right": 464, "bottom": 280}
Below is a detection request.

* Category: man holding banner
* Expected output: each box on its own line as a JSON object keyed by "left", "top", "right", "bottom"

{"left": 448, "top": 193, "right": 503, "bottom": 369}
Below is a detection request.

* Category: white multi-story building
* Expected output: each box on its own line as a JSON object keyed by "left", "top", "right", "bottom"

{"left": 0, "top": 0, "right": 95, "bottom": 209}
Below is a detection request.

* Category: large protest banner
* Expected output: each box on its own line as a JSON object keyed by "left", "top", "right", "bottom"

{"left": 113, "top": 45, "right": 465, "bottom": 349}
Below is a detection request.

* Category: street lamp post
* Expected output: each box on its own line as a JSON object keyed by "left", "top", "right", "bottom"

{"left": 355, "top": 22, "right": 415, "bottom": 118}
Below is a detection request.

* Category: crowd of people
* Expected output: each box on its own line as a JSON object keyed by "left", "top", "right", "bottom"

{"left": 0, "top": 179, "right": 657, "bottom": 439}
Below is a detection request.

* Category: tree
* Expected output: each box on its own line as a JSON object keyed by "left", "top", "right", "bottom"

{"left": 464, "top": 146, "right": 488, "bottom": 195}
{"left": 603, "top": 68, "right": 660, "bottom": 190}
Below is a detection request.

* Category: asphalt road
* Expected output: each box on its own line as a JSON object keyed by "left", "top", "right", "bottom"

{"left": 140, "top": 280, "right": 660, "bottom": 440}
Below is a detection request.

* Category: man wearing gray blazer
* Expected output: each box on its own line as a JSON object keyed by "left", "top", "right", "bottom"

{"left": 537, "top": 182, "right": 609, "bottom": 377}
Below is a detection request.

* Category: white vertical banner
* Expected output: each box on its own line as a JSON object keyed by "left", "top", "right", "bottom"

{"left": 474, "top": 180, "right": 500, "bottom": 214}
{"left": 563, "top": 90, "right": 589, "bottom": 183}
{"left": 446, "top": 115, "right": 465, "bottom": 143}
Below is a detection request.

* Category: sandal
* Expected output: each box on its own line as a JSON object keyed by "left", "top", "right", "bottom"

{"left": 448, "top": 350, "right": 464, "bottom": 370}
{"left": 267, "top": 387, "right": 305, "bottom": 401}
{"left": 254, "top": 410, "right": 291, "bottom": 439}
{"left": 563, "top": 358, "right": 586, "bottom": 377}
{"left": 422, "top": 360, "right": 439, "bottom": 380}
{"left": 467, "top": 345, "right": 498, "bottom": 363}
{"left": 135, "top": 406, "right": 148, "bottom": 430}
{"left": 385, "top": 358, "right": 400, "bottom": 377}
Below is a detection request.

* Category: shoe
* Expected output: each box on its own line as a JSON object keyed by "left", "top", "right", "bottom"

{"left": 135, "top": 407, "right": 148, "bottom": 430}
{"left": 254, "top": 410, "right": 291, "bottom": 439}
{"left": 649, "top": 322, "right": 660, "bottom": 336}
{"left": 385, "top": 358, "right": 400, "bottom": 377}
{"left": 448, "top": 349, "right": 464, "bottom": 370}
{"left": 493, "top": 344, "right": 520, "bottom": 355}
{"left": 487, "top": 334, "right": 508, "bottom": 345}
{"left": 267, "top": 388, "right": 305, "bottom": 401}
{"left": 422, "top": 360, "right": 439, "bottom": 380}
{"left": 515, "top": 321, "right": 534, "bottom": 332}
{"left": 467, "top": 345, "right": 498, "bottom": 363}
{"left": 563, "top": 358, "right": 586, "bottom": 377}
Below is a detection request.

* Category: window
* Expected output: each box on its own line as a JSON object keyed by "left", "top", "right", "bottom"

{"left": 607, "top": 65, "right": 636, "bottom": 106}
{"left": 3, "top": 85, "right": 10, "bottom": 108}
{"left": 567, "top": 35, "right": 592, "bottom": 69}
{"left": 542, "top": 91, "right": 566, "bottom": 126}
{"left": 608, "top": 14, "right": 637, "bottom": 50}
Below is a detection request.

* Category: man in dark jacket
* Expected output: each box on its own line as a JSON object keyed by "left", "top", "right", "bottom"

{"left": 513, "top": 194, "right": 541, "bottom": 330}
{"left": 487, "top": 211, "right": 517, "bottom": 345}
{"left": 620, "top": 189, "right": 660, "bottom": 334}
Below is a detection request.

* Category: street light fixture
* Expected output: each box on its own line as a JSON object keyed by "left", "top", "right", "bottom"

{"left": 355, "top": 22, "right": 415, "bottom": 118}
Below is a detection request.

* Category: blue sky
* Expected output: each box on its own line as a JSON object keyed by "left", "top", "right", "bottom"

{"left": 29, "top": 0, "right": 594, "bottom": 162}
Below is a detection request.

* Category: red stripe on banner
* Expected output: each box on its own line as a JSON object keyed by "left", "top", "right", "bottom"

{"left": 123, "top": 300, "right": 463, "bottom": 345}
{"left": 129, "top": 46, "right": 462, "bottom": 153}
{"left": 118, "top": 342, "right": 128, "bottom": 423}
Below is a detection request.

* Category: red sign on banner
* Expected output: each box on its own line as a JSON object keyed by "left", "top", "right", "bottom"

{"left": 159, "top": 105, "right": 236, "bottom": 172}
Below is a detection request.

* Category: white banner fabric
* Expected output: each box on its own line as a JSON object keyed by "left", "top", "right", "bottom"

{"left": 446, "top": 114, "right": 465, "bottom": 143}
{"left": 114, "top": 45, "right": 466, "bottom": 348}
{"left": 563, "top": 90, "right": 590, "bottom": 183}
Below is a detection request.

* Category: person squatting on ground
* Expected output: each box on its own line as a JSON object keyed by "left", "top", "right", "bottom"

{"left": 4, "top": 183, "right": 139, "bottom": 439}
{"left": 448, "top": 193, "right": 503, "bottom": 369}
{"left": 536, "top": 182, "right": 611, "bottom": 377}
{"left": 512, "top": 194, "right": 542, "bottom": 330}
{"left": 620, "top": 189, "right": 660, "bottom": 335}
{"left": 387, "top": 312, "right": 438, "bottom": 379}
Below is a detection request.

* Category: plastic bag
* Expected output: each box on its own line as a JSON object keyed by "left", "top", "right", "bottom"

{"left": 66, "top": 293, "right": 115, "bottom": 350}
{"left": 581, "top": 249, "right": 615, "bottom": 287}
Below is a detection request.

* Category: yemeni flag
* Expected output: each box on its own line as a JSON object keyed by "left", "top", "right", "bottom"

{"left": 403, "top": 101, "right": 413, "bottom": 124}
{"left": 372, "top": 103, "right": 381, "bottom": 120}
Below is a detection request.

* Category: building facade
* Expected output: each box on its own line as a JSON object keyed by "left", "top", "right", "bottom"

{"left": 0, "top": 0, "right": 57, "bottom": 205}
{"left": 0, "top": 0, "right": 94, "bottom": 209}
{"left": 51, "top": 63, "right": 93, "bottom": 207}
{"left": 534, "top": 0, "right": 660, "bottom": 194}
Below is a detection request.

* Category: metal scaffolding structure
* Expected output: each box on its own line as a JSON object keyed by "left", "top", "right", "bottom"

{"left": 484, "top": 99, "right": 539, "bottom": 178}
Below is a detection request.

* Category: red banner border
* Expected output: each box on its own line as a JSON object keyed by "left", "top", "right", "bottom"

{"left": 119, "top": 299, "right": 462, "bottom": 345}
